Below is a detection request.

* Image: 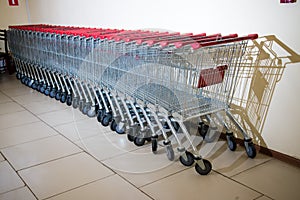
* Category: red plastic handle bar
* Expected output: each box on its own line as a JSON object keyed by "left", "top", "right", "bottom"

{"left": 174, "top": 34, "right": 236, "bottom": 48}
{"left": 135, "top": 32, "right": 180, "bottom": 45}
{"left": 160, "top": 33, "right": 213, "bottom": 48}
{"left": 191, "top": 34, "right": 258, "bottom": 49}
{"left": 136, "top": 32, "right": 181, "bottom": 45}
{"left": 145, "top": 33, "right": 198, "bottom": 46}
{"left": 123, "top": 32, "right": 174, "bottom": 42}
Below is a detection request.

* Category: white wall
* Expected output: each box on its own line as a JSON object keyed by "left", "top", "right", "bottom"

{"left": 1, "top": 0, "right": 299, "bottom": 158}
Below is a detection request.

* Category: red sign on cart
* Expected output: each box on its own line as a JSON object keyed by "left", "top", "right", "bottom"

{"left": 8, "top": 0, "right": 19, "bottom": 6}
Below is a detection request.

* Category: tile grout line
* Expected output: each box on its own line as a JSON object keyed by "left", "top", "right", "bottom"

{"left": 41, "top": 174, "right": 116, "bottom": 200}
{"left": 252, "top": 194, "right": 275, "bottom": 200}
{"left": 0, "top": 132, "right": 59, "bottom": 150}
{"left": 0, "top": 158, "right": 39, "bottom": 200}
{"left": 136, "top": 166, "right": 193, "bottom": 189}
{"left": 214, "top": 167, "right": 274, "bottom": 199}
{"left": 0, "top": 186, "right": 26, "bottom": 196}
{"left": 16, "top": 151, "right": 83, "bottom": 172}
{"left": 230, "top": 158, "right": 273, "bottom": 178}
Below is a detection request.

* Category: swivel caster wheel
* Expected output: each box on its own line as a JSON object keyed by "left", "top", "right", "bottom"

{"left": 179, "top": 151, "right": 195, "bottom": 166}
{"left": 49, "top": 89, "right": 56, "bottom": 98}
{"left": 165, "top": 144, "right": 175, "bottom": 161}
{"left": 60, "top": 93, "right": 67, "bottom": 103}
{"left": 110, "top": 119, "right": 117, "bottom": 131}
{"left": 78, "top": 100, "right": 85, "bottom": 112}
{"left": 97, "top": 109, "right": 105, "bottom": 122}
{"left": 245, "top": 139, "right": 256, "bottom": 158}
{"left": 127, "top": 134, "right": 135, "bottom": 142}
{"left": 195, "top": 159, "right": 212, "bottom": 175}
{"left": 72, "top": 97, "right": 79, "bottom": 109}
{"left": 55, "top": 91, "right": 62, "bottom": 101}
{"left": 101, "top": 114, "right": 112, "bottom": 127}
{"left": 82, "top": 103, "right": 91, "bottom": 115}
{"left": 87, "top": 107, "right": 96, "bottom": 118}
{"left": 66, "top": 95, "right": 72, "bottom": 106}
{"left": 134, "top": 137, "right": 145, "bottom": 146}
{"left": 151, "top": 138, "right": 158, "bottom": 153}
{"left": 115, "top": 123, "right": 125, "bottom": 134}
{"left": 40, "top": 85, "right": 46, "bottom": 94}
{"left": 226, "top": 132, "right": 237, "bottom": 151}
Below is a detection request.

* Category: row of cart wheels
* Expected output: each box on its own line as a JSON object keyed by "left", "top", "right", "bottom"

{"left": 19, "top": 74, "right": 73, "bottom": 106}
{"left": 17, "top": 72, "right": 254, "bottom": 175}
{"left": 179, "top": 151, "right": 212, "bottom": 175}
{"left": 198, "top": 122, "right": 257, "bottom": 159}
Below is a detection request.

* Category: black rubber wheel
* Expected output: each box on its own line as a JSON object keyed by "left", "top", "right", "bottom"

{"left": 195, "top": 159, "right": 212, "bottom": 175}
{"left": 49, "top": 89, "right": 56, "bottom": 98}
{"left": 166, "top": 145, "right": 175, "bottom": 161}
{"left": 87, "top": 108, "right": 96, "bottom": 118}
{"left": 110, "top": 119, "right": 117, "bottom": 131}
{"left": 31, "top": 81, "right": 38, "bottom": 90}
{"left": 115, "top": 124, "right": 125, "bottom": 134}
{"left": 40, "top": 86, "right": 46, "bottom": 94}
{"left": 151, "top": 138, "right": 158, "bottom": 153}
{"left": 21, "top": 77, "right": 26, "bottom": 84}
{"left": 127, "top": 134, "right": 135, "bottom": 142}
{"left": 55, "top": 91, "right": 61, "bottom": 101}
{"left": 72, "top": 97, "right": 79, "bottom": 109}
{"left": 78, "top": 100, "right": 84, "bottom": 111}
{"left": 227, "top": 133, "right": 237, "bottom": 151}
{"left": 37, "top": 84, "right": 41, "bottom": 91}
{"left": 134, "top": 137, "right": 145, "bottom": 146}
{"left": 44, "top": 88, "right": 51, "bottom": 96}
{"left": 23, "top": 78, "right": 29, "bottom": 85}
{"left": 60, "top": 93, "right": 67, "bottom": 103}
{"left": 245, "top": 142, "right": 256, "bottom": 158}
{"left": 179, "top": 151, "right": 195, "bottom": 166}
{"left": 198, "top": 123, "right": 209, "bottom": 139}
{"left": 97, "top": 109, "right": 104, "bottom": 122}
{"left": 101, "top": 114, "right": 112, "bottom": 127}
{"left": 66, "top": 95, "right": 72, "bottom": 106}
{"left": 27, "top": 80, "right": 33, "bottom": 87}
{"left": 82, "top": 104, "right": 90, "bottom": 115}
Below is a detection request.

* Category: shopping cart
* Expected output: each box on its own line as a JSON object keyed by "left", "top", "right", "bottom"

{"left": 7, "top": 24, "right": 258, "bottom": 175}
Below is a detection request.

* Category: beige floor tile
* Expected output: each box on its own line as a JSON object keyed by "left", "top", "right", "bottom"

{"left": 54, "top": 118, "right": 107, "bottom": 142}
{"left": 75, "top": 132, "right": 140, "bottom": 161}
{"left": 0, "top": 92, "right": 12, "bottom": 104}
{"left": 255, "top": 195, "right": 273, "bottom": 200}
{"left": 0, "top": 110, "right": 39, "bottom": 130}
{"left": 2, "top": 135, "right": 82, "bottom": 170}
{"left": 0, "top": 121, "right": 58, "bottom": 149}
{"left": 206, "top": 142, "right": 272, "bottom": 177}
{"left": 1, "top": 86, "right": 34, "bottom": 97}
{"left": 0, "top": 187, "right": 37, "bottom": 200}
{"left": 47, "top": 174, "right": 151, "bottom": 200}
{"left": 0, "top": 161, "right": 24, "bottom": 194}
{"left": 0, "top": 102, "right": 25, "bottom": 115}
{"left": 0, "top": 78, "right": 23, "bottom": 91}
{"left": 117, "top": 161, "right": 188, "bottom": 188}
{"left": 38, "top": 108, "right": 86, "bottom": 126}
{"left": 19, "top": 153, "right": 114, "bottom": 200}
{"left": 23, "top": 99, "right": 69, "bottom": 115}
{"left": 102, "top": 145, "right": 181, "bottom": 174}
{"left": 12, "top": 92, "right": 50, "bottom": 106}
{"left": 141, "top": 168, "right": 260, "bottom": 200}
{"left": 232, "top": 159, "right": 300, "bottom": 200}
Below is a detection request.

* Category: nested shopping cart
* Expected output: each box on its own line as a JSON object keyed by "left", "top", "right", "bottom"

{"left": 7, "top": 24, "right": 258, "bottom": 175}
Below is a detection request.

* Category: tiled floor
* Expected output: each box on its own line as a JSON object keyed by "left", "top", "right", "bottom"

{"left": 0, "top": 72, "right": 300, "bottom": 200}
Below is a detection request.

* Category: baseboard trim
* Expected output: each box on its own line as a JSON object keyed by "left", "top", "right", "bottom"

{"left": 220, "top": 133, "right": 300, "bottom": 168}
